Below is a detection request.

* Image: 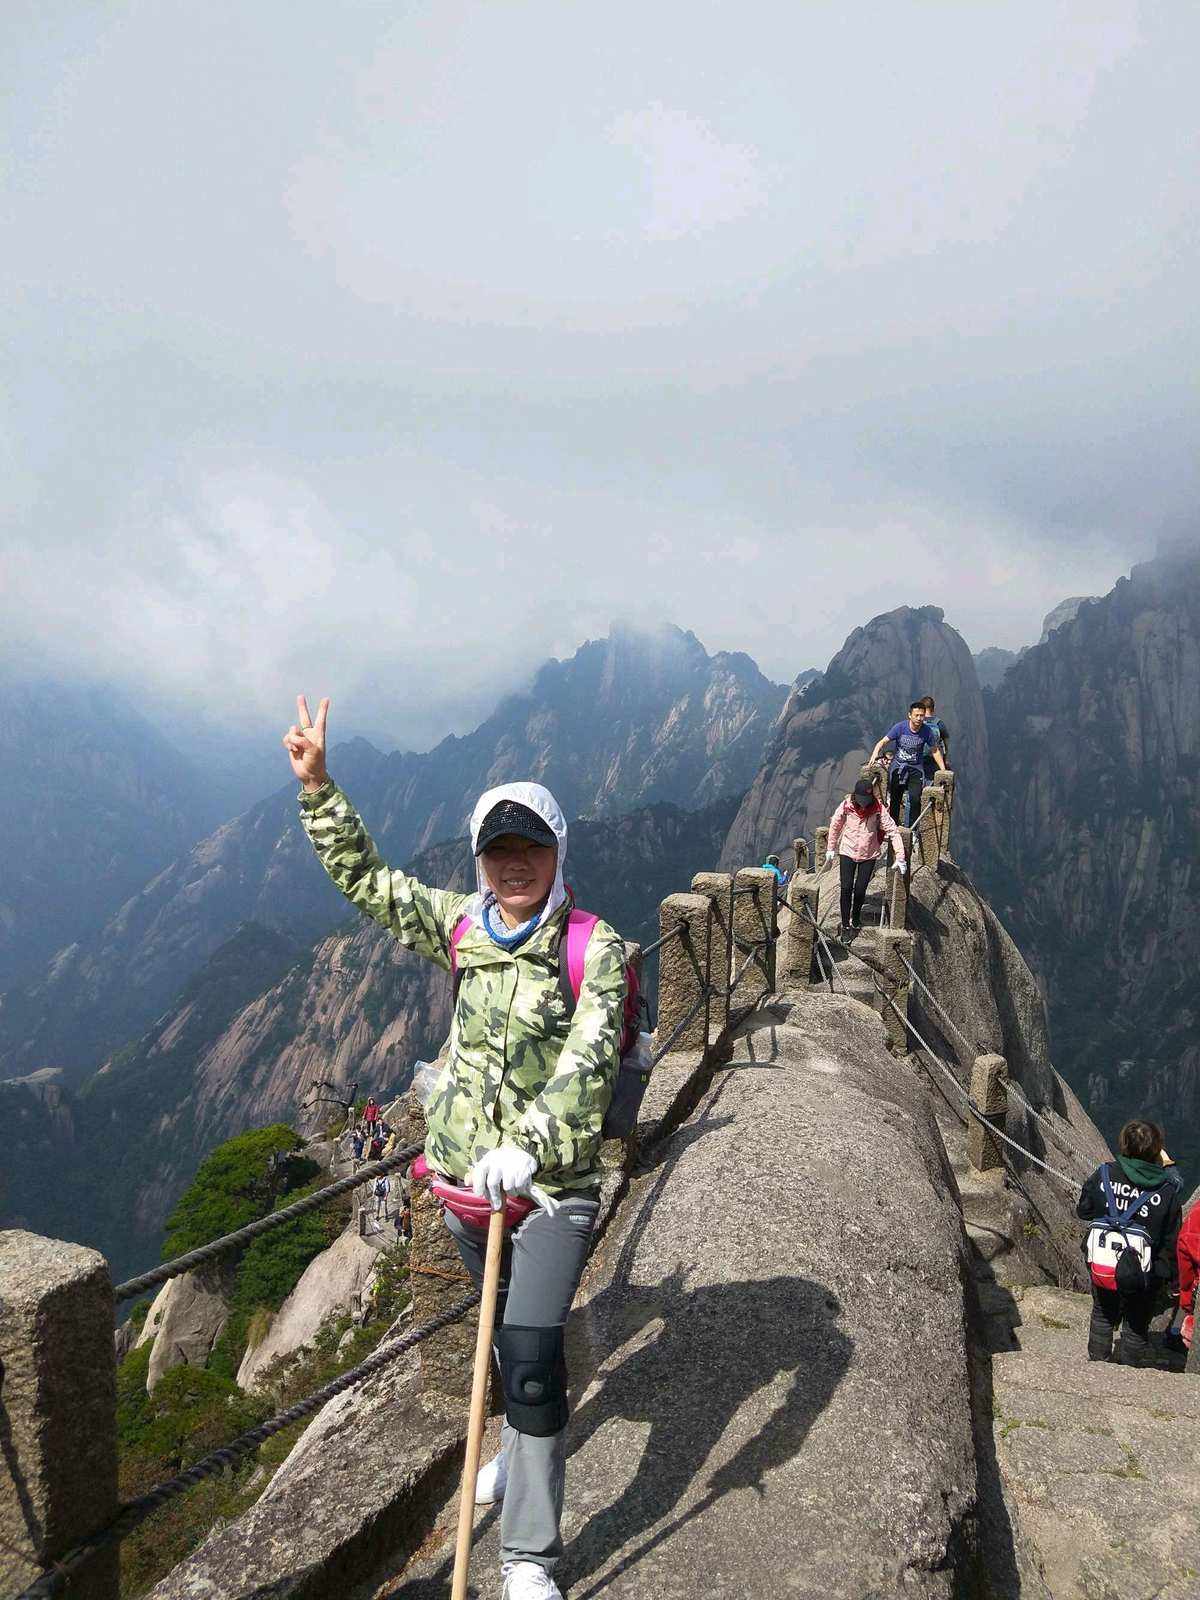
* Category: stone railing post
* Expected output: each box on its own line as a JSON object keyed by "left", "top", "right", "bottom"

{"left": 690, "top": 874, "right": 732, "bottom": 1032}
{"left": 656, "top": 893, "right": 714, "bottom": 1052}
{"left": 932, "top": 769, "right": 956, "bottom": 856}
{"left": 1, "top": 1232, "right": 119, "bottom": 1599}
{"left": 967, "top": 1055, "right": 1008, "bottom": 1173}
{"left": 887, "top": 826, "right": 913, "bottom": 927}
{"left": 814, "top": 826, "right": 830, "bottom": 871}
{"left": 402, "top": 1097, "right": 477, "bottom": 1409}
{"left": 792, "top": 837, "right": 809, "bottom": 875}
{"left": 729, "top": 868, "right": 777, "bottom": 1011}
{"left": 781, "top": 880, "right": 819, "bottom": 992}
{"left": 874, "top": 930, "right": 914, "bottom": 1055}
{"left": 913, "top": 791, "right": 942, "bottom": 869}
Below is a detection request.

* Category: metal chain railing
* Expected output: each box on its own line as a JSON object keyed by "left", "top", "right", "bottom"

{"left": 15, "top": 1290, "right": 480, "bottom": 1600}
{"left": 115, "top": 1142, "right": 426, "bottom": 1303}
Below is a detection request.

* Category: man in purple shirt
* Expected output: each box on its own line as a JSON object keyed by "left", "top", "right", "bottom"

{"left": 869, "top": 702, "right": 946, "bottom": 827}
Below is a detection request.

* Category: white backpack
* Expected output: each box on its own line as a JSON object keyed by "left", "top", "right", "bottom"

{"left": 1085, "top": 1165, "right": 1153, "bottom": 1293}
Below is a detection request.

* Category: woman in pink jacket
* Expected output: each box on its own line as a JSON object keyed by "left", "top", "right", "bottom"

{"left": 825, "top": 778, "right": 908, "bottom": 938}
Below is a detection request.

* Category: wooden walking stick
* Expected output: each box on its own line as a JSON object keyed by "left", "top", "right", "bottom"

{"left": 452, "top": 1204, "right": 506, "bottom": 1600}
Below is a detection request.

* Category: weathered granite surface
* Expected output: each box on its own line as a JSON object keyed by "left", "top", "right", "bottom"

{"left": 146, "top": 1347, "right": 465, "bottom": 1600}
{"left": 0, "top": 1230, "right": 118, "bottom": 1599}
{"left": 989, "top": 1287, "right": 1200, "bottom": 1600}
{"left": 237, "top": 1229, "right": 377, "bottom": 1390}
{"left": 905, "top": 856, "right": 1109, "bottom": 1290}
{"left": 386, "top": 991, "right": 982, "bottom": 1598}
{"left": 147, "top": 1263, "right": 232, "bottom": 1391}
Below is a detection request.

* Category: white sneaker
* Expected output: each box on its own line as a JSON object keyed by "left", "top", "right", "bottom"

{"left": 500, "top": 1562, "right": 562, "bottom": 1600}
{"left": 475, "top": 1449, "right": 508, "bottom": 1505}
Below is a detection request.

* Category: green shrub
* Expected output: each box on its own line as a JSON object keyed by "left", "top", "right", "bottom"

{"left": 115, "top": 1343, "right": 153, "bottom": 1450}
{"left": 161, "top": 1125, "right": 303, "bottom": 1259}
{"left": 231, "top": 1185, "right": 352, "bottom": 1315}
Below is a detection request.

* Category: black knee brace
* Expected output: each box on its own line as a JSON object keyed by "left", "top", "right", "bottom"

{"left": 495, "top": 1324, "right": 568, "bottom": 1437}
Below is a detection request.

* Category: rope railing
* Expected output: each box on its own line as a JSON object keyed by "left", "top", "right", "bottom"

{"left": 15, "top": 1290, "right": 481, "bottom": 1600}
{"left": 896, "top": 953, "right": 1095, "bottom": 1175}
{"left": 797, "top": 904, "right": 1080, "bottom": 1191}
{"left": 115, "top": 1141, "right": 425, "bottom": 1303}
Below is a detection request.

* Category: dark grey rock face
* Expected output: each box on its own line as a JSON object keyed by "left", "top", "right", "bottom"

{"left": 721, "top": 605, "right": 988, "bottom": 871}
{"left": 974, "top": 646, "right": 1019, "bottom": 690}
{"left": 978, "top": 544, "right": 1200, "bottom": 1169}
{"left": 905, "top": 858, "right": 1109, "bottom": 1288}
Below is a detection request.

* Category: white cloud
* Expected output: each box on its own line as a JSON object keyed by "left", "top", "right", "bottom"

{"left": 607, "top": 102, "right": 767, "bottom": 241}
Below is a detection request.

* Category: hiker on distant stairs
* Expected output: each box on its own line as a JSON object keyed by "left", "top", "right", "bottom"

{"left": 826, "top": 777, "right": 907, "bottom": 940}
{"left": 869, "top": 700, "right": 947, "bottom": 829}
{"left": 284, "top": 694, "right": 628, "bottom": 1600}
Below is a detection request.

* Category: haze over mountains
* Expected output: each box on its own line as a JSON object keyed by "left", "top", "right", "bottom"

{"left": 0, "top": 623, "right": 784, "bottom": 1087}
{"left": 4, "top": 547, "right": 1199, "bottom": 1275}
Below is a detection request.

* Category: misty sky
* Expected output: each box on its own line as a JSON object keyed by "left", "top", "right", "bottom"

{"left": 3, "top": 1, "right": 1198, "bottom": 751}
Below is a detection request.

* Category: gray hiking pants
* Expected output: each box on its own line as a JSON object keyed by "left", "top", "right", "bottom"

{"left": 445, "top": 1196, "right": 598, "bottom": 1574}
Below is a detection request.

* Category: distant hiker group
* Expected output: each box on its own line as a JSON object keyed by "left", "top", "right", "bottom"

{"left": 819, "top": 691, "right": 951, "bottom": 939}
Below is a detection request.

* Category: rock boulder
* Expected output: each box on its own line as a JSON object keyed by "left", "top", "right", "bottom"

{"left": 146, "top": 1263, "right": 232, "bottom": 1391}
{"left": 237, "top": 1228, "right": 379, "bottom": 1391}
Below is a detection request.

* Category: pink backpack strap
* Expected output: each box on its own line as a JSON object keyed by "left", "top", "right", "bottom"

{"left": 449, "top": 914, "right": 472, "bottom": 978}
{"left": 563, "top": 909, "right": 599, "bottom": 1001}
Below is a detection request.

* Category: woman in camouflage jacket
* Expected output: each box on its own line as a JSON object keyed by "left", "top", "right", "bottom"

{"left": 284, "top": 696, "right": 624, "bottom": 1600}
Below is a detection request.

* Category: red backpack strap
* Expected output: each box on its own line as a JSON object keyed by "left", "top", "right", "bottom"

{"left": 557, "top": 911, "right": 640, "bottom": 1054}
{"left": 556, "top": 909, "right": 597, "bottom": 1013}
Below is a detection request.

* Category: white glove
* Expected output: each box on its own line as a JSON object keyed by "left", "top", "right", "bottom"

{"left": 825, "top": 850, "right": 835, "bottom": 865}
{"left": 469, "top": 1145, "right": 559, "bottom": 1216}
{"left": 897, "top": 858, "right": 908, "bottom": 877}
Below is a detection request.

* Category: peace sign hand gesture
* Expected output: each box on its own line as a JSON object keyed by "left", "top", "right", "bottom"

{"left": 282, "top": 695, "right": 330, "bottom": 792}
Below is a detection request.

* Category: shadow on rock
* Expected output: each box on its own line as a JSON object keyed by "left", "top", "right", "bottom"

{"left": 563, "top": 1268, "right": 853, "bottom": 1597}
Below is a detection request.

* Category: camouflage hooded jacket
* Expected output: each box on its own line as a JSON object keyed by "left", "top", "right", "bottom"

{"left": 298, "top": 781, "right": 626, "bottom": 1195}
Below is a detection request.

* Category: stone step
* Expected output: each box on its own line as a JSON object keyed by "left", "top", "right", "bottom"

{"left": 993, "top": 1349, "right": 1200, "bottom": 1415}
{"left": 991, "top": 1342, "right": 1200, "bottom": 1600}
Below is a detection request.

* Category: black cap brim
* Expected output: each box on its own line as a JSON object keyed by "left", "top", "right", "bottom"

{"left": 475, "top": 800, "right": 557, "bottom": 855}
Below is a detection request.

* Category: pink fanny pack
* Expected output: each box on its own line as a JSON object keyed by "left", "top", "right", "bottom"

{"left": 411, "top": 1153, "right": 535, "bottom": 1228}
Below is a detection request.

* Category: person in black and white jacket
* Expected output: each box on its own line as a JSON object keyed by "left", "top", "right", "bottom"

{"left": 1077, "top": 1119, "right": 1182, "bottom": 1366}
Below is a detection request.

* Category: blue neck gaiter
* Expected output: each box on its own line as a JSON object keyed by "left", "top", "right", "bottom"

{"left": 481, "top": 896, "right": 539, "bottom": 951}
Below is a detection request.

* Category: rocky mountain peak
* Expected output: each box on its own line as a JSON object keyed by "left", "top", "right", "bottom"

{"left": 720, "top": 604, "right": 987, "bottom": 869}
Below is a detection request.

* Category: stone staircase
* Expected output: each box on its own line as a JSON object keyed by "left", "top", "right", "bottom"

{"left": 978, "top": 1285, "right": 1200, "bottom": 1600}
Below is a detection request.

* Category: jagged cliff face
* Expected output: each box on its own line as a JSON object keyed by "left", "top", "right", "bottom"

{"left": 720, "top": 606, "right": 988, "bottom": 869}
{"left": 978, "top": 544, "right": 1200, "bottom": 1167}
{"left": 0, "top": 625, "right": 783, "bottom": 1084}
{"left": 10, "top": 796, "right": 737, "bottom": 1280}
{"left": 1, "top": 680, "right": 215, "bottom": 988}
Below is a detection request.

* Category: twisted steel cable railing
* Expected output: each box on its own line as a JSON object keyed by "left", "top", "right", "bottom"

{"left": 895, "top": 951, "right": 1095, "bottom": 1176}
{"left": 115, "top": 1141, "right": 426, "bottom": 1303}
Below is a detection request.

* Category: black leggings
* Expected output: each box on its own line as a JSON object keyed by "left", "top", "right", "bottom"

{"left": 839, "top": 854, "right": 876, "bottom": 928}
{"left": 1088, "top": 1284, "right": 1156, "bottom": 1365}
{"left": 888, "top": 767, "right": 924, "bottom": 828}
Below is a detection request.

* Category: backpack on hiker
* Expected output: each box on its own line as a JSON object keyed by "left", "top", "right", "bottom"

{"left": 1085, "top": 1164, "right": 1154, "bottom": 1295}
{"left": 450, "top": 907, "right": 653, "bottom": 1140}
